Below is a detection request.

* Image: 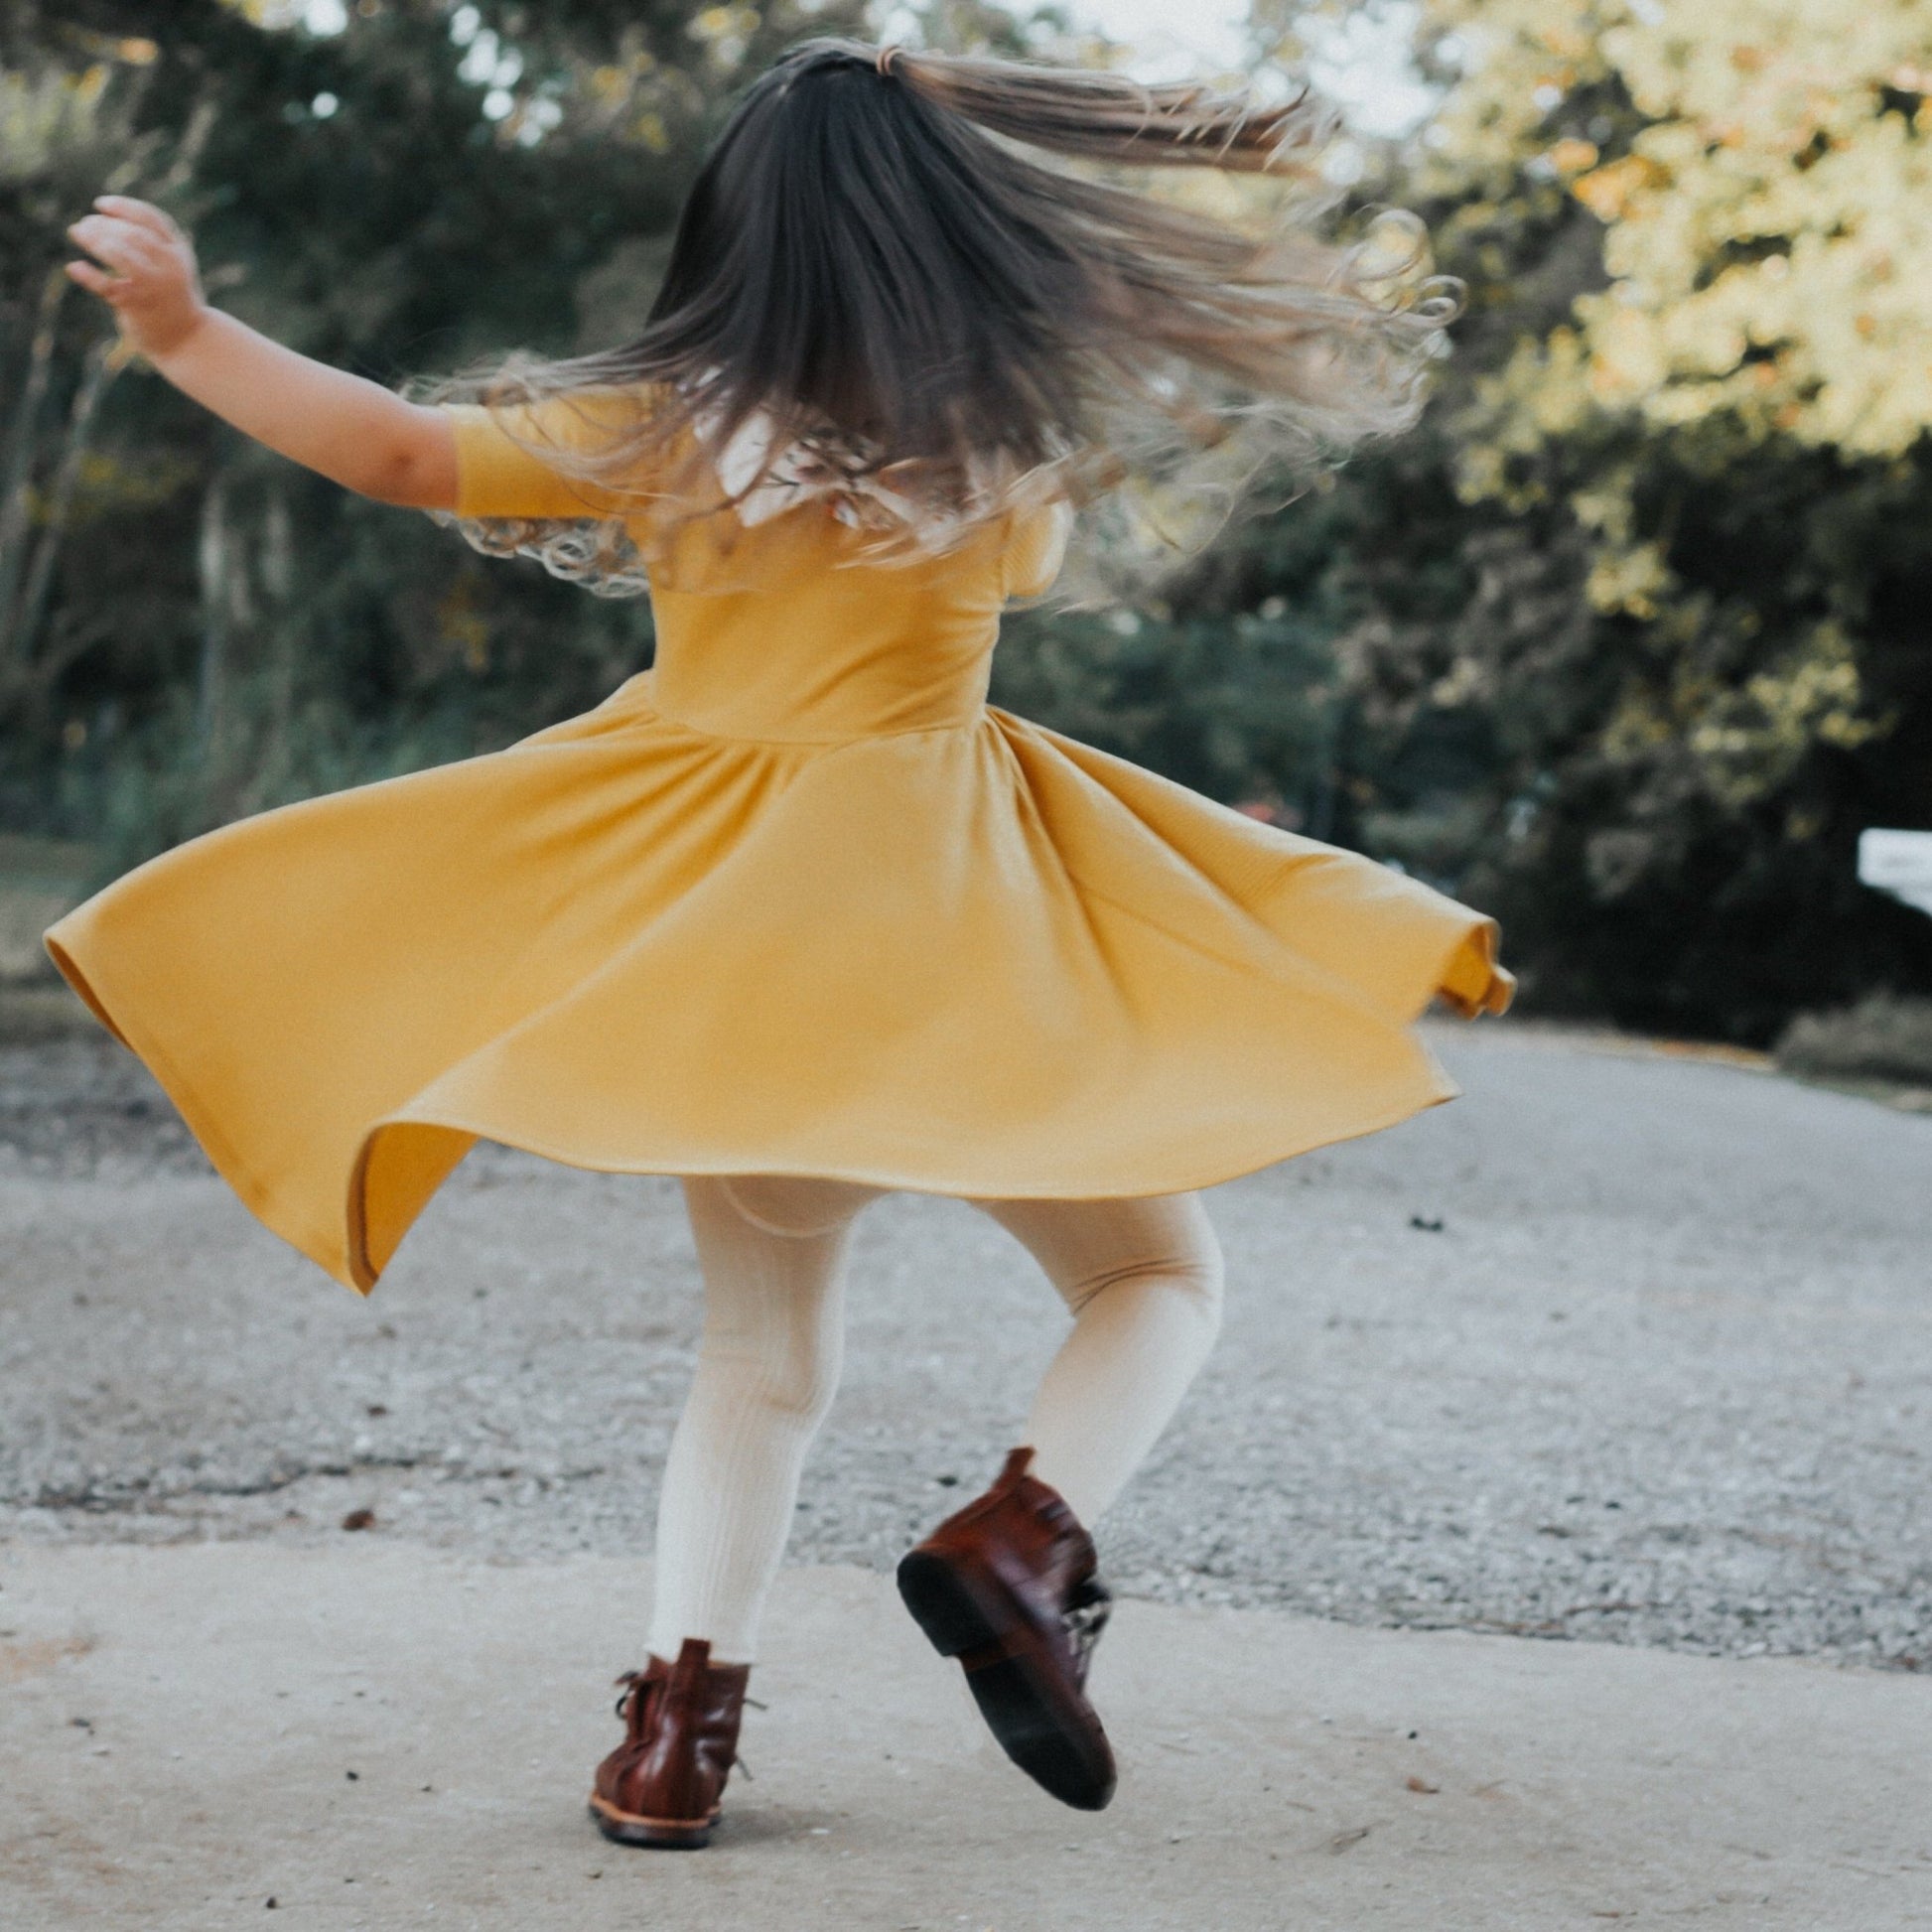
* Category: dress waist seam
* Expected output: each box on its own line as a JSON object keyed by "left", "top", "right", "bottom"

{"left": 626, "top": 691, "right": 989, "bottom": 750}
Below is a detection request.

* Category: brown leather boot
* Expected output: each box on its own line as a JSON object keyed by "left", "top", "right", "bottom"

{"left": 897, "top": 1446, "right": 1116, "bottom": 1810}
{"left": 588, "top": 1637, "right": 752, "bottom": 1849}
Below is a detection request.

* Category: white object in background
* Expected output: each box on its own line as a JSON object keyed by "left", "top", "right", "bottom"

{"left": 1858, "top": 828, "right": 1932, "bottom": 919}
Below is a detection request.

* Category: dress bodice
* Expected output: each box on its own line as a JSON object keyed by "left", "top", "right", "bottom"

{"left": 642, "top": 507, "right": 1011, "bottom": 743}
{"left": 438, "top": 396, "right": 1075, "bottom": 745}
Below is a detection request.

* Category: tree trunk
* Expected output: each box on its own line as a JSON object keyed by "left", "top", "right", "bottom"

{"left": 10, "top": 339, "right": 126, "bottom": 692}
{"left": 0, "top": 267, "right": 71, "bottom": 675}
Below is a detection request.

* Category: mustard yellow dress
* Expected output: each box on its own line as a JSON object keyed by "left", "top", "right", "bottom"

{"left": 46, "top": 404, "right": 1512, "bottom": 1295}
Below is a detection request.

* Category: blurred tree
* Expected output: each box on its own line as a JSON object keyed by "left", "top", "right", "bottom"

{"left": 0, "top": 0, "right": 860, "bottom": 876}
{"left": 995, "top": 483, "right": 1362, "bottom": 835}
{"left": 8, "top": 0, "right": 1928, "bottom": 1039}
{"left": 1317, "top": 0, "right": 1932, "bottom": 1036}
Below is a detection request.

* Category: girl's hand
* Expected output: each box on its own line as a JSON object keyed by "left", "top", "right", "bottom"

{"left": 66, "top": 196, "right": 207, "bottom": 360}
{"left": 61, "top": 191, "right": 456, "bottom": 507}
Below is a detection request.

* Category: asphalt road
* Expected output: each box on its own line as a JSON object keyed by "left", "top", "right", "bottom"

{"left": 2, "top": 1023, "right": 1927, "bottom": 1667}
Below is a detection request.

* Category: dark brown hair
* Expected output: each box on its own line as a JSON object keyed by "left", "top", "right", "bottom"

{"left": 432, "top": 38, "right": 1457, "bottom": 600}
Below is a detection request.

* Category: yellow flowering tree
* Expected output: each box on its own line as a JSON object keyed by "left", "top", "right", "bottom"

{"left": 1449, "top": 2, "right": 1932, "bottom": 457}
{"left": 1327, "top": 0, "right": 1932, "bottom": 1036}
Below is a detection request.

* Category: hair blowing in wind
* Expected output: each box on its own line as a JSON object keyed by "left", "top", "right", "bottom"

{"left": 432, "top": 38, "right": 1459, "bottom": 602}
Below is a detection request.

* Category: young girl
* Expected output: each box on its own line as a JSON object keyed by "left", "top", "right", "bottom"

{"left": 56, "top": 40, "right": 1510, "bottom": 1847}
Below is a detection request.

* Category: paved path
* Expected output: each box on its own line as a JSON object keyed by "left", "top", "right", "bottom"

{"left": 4, "top": 1541, "right": 1930, "bottom": 1931}
{"left": 2, "top": 1026, "right": 1927, "bottom": 1663}
{"left": 4, "top": 1024, "right": 1930, "bottom": 1926}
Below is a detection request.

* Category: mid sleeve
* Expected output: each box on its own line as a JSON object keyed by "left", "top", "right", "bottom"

{"left": 441, "top": 392, "right": 652, "bottom": 521}
{"left": 1000, "top": 498, "right": 1075, "bottom": 600}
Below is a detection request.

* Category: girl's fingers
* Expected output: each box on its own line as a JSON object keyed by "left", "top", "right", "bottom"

{"left": 116, "top": 231, "right": 168, "bottom": 274}
{"left": 67, "top": 212, "right": 120, "bottom": 254}
{"left": 68, "top": 216, "right": 164, "bottom": 278}
{"left": 66, "top": 259, "right": 124, "bottom": 298}
{"left": 94, "top": 195, "right": 180, "bottom": 243}
{"left": 68, "top": 211, "right": 144, "bottom": 251}
{"left": 68, "top": 230, "right": 133, "bottom": 275}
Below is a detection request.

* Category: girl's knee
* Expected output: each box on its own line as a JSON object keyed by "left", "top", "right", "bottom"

{"left": 716, "top": 1173, "right": 881, "bottom": 1238}
{"left": 1161, "top": 1197, "right": 1224, "bottom": 1325}
{"left": 1132, "top": 1248, "right": 1225, "bottom": 1334}
{"left": 975, "top": 1189, "right": 1226, "bottom": 1329}
{"left": 1096, "top": 1197, "right": 1225, "bottom": 1328}
{"left": 1174, "top": 1227, "right": 1226, "bottom": 1332}
{"left": 1069, "top": 1226, "right": 1225, "bottom": 1334}
{"left": 753, "top": 1347, "right": 842, "bottom": 1431}
{"left": 697, "top": 1317, "right": 843, "bottom": 1430}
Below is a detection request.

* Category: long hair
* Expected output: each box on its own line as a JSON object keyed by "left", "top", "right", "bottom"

{"left": 429, "top": 39, "right": 1458, "bottom": 602}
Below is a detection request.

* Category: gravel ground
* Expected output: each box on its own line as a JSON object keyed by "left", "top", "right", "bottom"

{"left": 2, "top": 1023, "right": 1927, "bottom": 1669}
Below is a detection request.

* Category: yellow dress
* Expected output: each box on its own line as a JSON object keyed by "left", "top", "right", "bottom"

{"left": 46, "top": 403, "right": 1512, "bottom": 1295}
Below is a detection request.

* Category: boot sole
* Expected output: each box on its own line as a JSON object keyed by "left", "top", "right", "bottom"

{"left": 896, "top": 1548, "right": 1116, "bottom": 1811}
{"left": 587, "top": 1790, "right": 717, "bottom": 1849}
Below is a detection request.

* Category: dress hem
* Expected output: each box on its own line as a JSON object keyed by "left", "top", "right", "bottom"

{"left": 44, "top": 927, "right": 351, "bottom": 1277}
{"left": 341, "top": 1059, "right": 1462, "bottom": 1295}
{"left": 50, "top": 914, "right": 1472, "bottom": 1300}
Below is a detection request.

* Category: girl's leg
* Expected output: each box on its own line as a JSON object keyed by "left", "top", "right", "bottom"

{"left": 894, "top": 1191, "right": 1222, "bottom": 1812}
{"left": 646, "top": 1174, "right": 883, "bottom": 1664}
{"left": 968, "top": 1191, "right": 1225, "bottom": 1525}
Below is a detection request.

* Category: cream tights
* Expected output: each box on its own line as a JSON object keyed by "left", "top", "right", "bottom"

{"left": 645, "top": 1174, "right": 1224, "bottom": 1664}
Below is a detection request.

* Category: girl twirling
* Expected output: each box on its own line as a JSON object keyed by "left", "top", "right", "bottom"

{"left": 56, "top": 39, "right": 1510, "bottom": 1847}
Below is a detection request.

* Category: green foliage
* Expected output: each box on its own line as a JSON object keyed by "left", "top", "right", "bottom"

{"left": 995, "top": 483, "right": 1364, "bottom": 835}
{"left": 1292, "top": 0, "right": 1932, "bottom": 1039}
{"left": 1776, "top": 993, "right": 1932, "bottom": 1088}
{"left": 4, "top": 0, "right": 1928, "bottom": 1042}
{"left": 0, "top": 0, "right": 861, "bottom": 870}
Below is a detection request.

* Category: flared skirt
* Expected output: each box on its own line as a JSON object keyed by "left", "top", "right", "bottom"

{"left": 46, "top": 686, "right": 1511, "bottom": 1293}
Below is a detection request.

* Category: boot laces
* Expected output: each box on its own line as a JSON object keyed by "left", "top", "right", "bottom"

{"left": 1062, "top": 1577, "right": 1113, "bottom": 1666}
{"left": 612, "top": 1669, "right": 659, "bottom": 1724}
{"left": 611, "top": 1669, "right": 758, "bottom": 1779}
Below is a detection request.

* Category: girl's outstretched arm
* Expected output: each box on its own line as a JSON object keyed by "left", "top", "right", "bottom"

{"left": 66, "top": 195, "right": 457, "bottom": 510}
